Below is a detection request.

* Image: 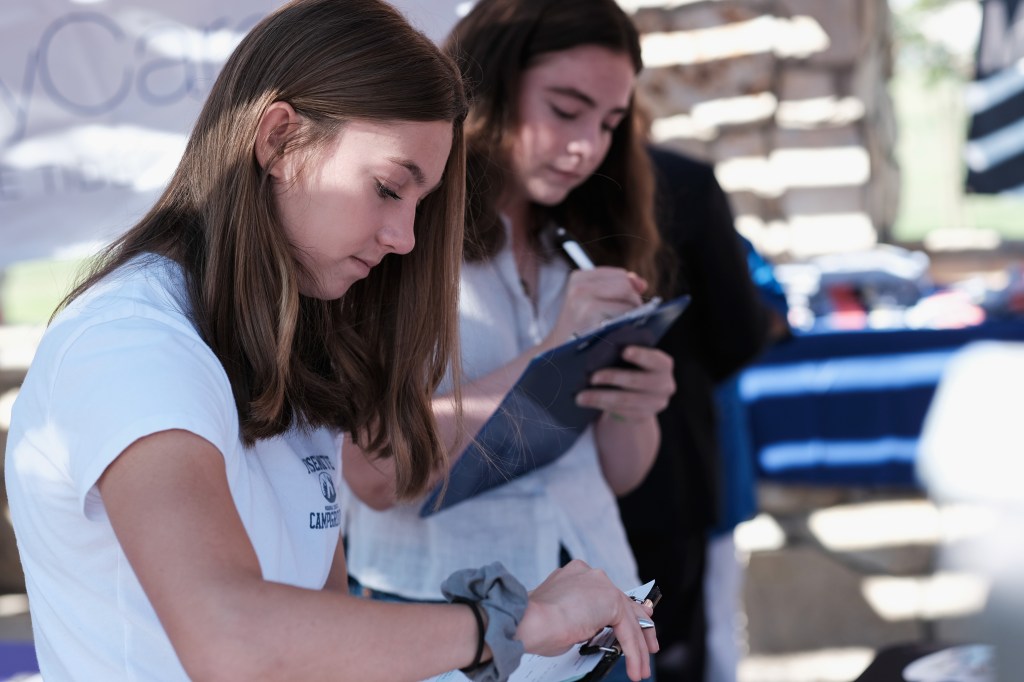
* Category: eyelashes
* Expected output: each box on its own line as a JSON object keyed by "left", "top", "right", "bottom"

{"left": 375, "top": 180, "right": 402, "bottom": 201}
{"left": 551, "top": 104, "right": 575, "bottom": 121}
{"left": 549, "top": 104, "right": 619, "bottom": 133}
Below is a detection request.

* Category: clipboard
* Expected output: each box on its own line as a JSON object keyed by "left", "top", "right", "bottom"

{"left": 420, "top": 295, "right": 691, "bottom": 517}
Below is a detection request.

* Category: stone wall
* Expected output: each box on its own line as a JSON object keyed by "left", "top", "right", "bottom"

{"left": 620, "top": 0, "right": 900, "bottom": 259}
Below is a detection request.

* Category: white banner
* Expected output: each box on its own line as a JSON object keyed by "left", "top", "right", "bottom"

{"left": 0, "top": 0, "right": 465, "bottom": 269}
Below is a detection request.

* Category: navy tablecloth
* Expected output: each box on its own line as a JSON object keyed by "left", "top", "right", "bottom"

{"left": 0, "top": 641, "right": 37, "bottom": 679}
{"left": 736, "top": 319, "right": 1024, "bottom": 486}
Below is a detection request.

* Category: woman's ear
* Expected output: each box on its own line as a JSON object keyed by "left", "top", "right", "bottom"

{"left": 255, "top": 101, "right": 300, "bottom": 178}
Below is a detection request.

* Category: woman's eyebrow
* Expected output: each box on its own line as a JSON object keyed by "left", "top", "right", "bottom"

{"left": 387, "top": 157, "right": 443, "bottom": 193}
{"left": 387, "top": 157, "right": 427, "bottom": 185}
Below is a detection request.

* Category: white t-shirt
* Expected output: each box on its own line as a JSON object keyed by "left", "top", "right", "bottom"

{"left": 343, "top": 232, "right": 641, "bottom": 599}
{"left": 5, "top": 255, "right": 344, "bottom": 680}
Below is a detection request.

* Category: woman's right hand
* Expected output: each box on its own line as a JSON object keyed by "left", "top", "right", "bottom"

{"left": 516, "top": 560, "right": 659, "bottom": 681}
{"left": 544, "top": 267, "right": 648, "bottom": 348}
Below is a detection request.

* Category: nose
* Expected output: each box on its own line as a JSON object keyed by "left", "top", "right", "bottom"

{"left": 566, "top": 122, "right": 603, "bottom": 162}
{"left": 377, "top": 211, "right": 416, "bottom": 256}
{"left": 566, "top": 137, "right": 593, "bottom": 160}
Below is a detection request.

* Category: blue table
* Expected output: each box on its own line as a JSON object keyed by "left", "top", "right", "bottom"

{"left": 736, "top": 318, "right": 1024, "bottom": 487}
{"left": 0, "top": 641, "right": 37, "bottom": 679}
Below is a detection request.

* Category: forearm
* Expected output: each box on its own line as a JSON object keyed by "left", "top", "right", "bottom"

{"left": 182, "top": 563, "right": 639, "bottom": 682}
{"left": 176, "top": 579, "right": 482, "bottom": 682}
{"left": 594, "top": 414, "right": 660, "bottom": 496}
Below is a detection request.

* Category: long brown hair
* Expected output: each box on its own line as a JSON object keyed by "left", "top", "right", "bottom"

{"left": 444, "top": 0, "right": 661, "bottom": 284}
{"left": 57, "top": 0, "right": 468, "bottom": 499}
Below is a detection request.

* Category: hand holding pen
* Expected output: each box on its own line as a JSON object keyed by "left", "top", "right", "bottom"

{"left": 546, "top": 228, "right": 647, "bottom": 346}
{"left": 547, "top": 229, "right": 676, "bottom": 429}
{"left": 547, "top": 269, "right": 646, "bottom": 346}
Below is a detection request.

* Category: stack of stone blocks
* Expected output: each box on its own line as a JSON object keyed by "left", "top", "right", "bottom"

{"left": 622, "top": 0, "right": 900, "bottom": 260}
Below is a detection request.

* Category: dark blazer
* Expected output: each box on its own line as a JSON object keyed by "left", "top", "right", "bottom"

{"left": 620, "top": 145, "right": 773, "bottom": 533}
{"left": 617, "top": 146, "right": 776, "bottom": 661}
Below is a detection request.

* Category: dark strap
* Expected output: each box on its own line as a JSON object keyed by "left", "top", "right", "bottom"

{"left": 453, "top": 598, "right": 487, "bottom": 673}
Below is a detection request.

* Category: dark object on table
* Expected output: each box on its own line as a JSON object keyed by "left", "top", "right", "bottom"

{"left": 853, "top": 641, "right": 993, "bottom": 681}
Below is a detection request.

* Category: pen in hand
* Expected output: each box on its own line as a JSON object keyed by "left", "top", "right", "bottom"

{"left": 554, "top": 227, "right": 596, "bottom": 270}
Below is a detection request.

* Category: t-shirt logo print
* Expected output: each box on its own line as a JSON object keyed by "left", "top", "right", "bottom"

{"left": 319, "top": 472, "right": 337, "bottom": 503}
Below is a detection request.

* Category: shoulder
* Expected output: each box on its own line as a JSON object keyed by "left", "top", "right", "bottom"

{"left": 647, "top": 144, "right": 716, "bottom": 185}
{"left": 11, "top": 258, "right": 239, "bottom": 515}
{"left": 34, "top": 255, "right": 228, "bottom": 406}
{"left": 49, "top": 255, "right": 198, "bottom": 351}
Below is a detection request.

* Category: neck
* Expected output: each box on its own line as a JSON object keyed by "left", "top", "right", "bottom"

{"left": 499, "top": 192, "right": 531, "bottom": 244}
{"left": 500, "top": 197, "right": 541, "bottom": 305}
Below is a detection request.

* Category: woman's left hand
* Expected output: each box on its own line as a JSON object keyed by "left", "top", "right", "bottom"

{"left": 576, "top": 345, "right": 675, "bottom": 421}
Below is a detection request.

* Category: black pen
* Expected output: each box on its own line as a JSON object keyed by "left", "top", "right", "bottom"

{"left": 554, "top": 227, "right": 596, "bottom": 270}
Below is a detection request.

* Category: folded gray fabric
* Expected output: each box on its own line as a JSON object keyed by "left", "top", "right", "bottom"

{"left": 441, "top": 562, "right": 529, "bottom": 682}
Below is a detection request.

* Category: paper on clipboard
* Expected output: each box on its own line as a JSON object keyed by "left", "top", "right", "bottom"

{"left": 419, "top": 581, "right": 657, "bottom": 682}
{"left": 419, "top": 295, "right": 690, "bottom": 517}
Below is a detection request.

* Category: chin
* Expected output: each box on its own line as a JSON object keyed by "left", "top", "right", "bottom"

{"left": 530, "top": 186, "right": 571, "bottom": 207}
{"left": 299, "top": 278, "right": 355, "bottom": 301}
{"left": 322, "top": 283, "right": 355, "bottom": 300}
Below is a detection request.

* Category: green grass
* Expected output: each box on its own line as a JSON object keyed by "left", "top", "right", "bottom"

{"left": 960, "top": 194, "right": 1024, "bottom": 240}
{"left": 891, "top": 71, "right": 1024, "bottom": 243}
{"left": 0, "top": 258, "right": 88, "bottom": 325}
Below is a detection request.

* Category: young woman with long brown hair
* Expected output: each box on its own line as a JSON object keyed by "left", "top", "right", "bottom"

{"left": 4, "top": 1, "right": 657, "bottom": 680}
{"left": 343, "top": 1, "right": 674, "bottom": 680}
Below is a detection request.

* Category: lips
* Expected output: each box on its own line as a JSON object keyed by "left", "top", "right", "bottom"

{"left": 546, "top": 164, "right": 587, "bottom": 187}
{"left": 351, "top": 256, "right": 377, "bottom": 275}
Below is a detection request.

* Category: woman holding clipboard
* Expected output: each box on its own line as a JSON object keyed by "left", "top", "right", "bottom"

{"left": 343, "top": 1, "right": 675, "bottom": 680}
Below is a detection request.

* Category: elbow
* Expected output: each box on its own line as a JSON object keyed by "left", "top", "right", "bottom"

{"left": 166, "top": 588, "right": 284, "bottom": 682}
{"left": 174, "top": 604, "right": 298, "bottom": 682}
{"left": 610, "top": 471, "right": 648, "bottom": 498}
{"left": 182, "top": 657, "right": 247, "bottom": 682}
{"left": 176, "top": 630, "right": 269, "bottom": 682}
{"left": 184, "top": 654, "right": 288, "bottom": 682}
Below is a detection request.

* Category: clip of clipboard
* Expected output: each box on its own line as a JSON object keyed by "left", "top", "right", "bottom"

{"left": 419, "top": 295, "right": 691, "bottom": 517}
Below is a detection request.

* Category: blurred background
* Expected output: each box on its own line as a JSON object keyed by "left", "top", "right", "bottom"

{"left": 1, "top": 1, "right": 1021, "bottom": 680}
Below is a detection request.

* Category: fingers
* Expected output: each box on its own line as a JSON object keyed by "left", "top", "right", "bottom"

{"left": 611, "top": 593, "right": 657, "bottom": 681}
{"left": 626, "top": 596, "right": 659, "bottom": 680}
{"left": 591, "top": 347, "right": 673, "bottom": 386}
{"left": 520, "top": 559, "right": 659, "bottom": 680}
{"left": 626, "top": 271, "right": 648, "bottom": 296}
{"left": 566, "top": 268, "right": 645, "bottom": 308}
{"left": 550, "top": 269, "right": 650, "bottom": 347}
{"left": 635, "top": 595, "right": 660, "bottom": 654}
{"left": 577, "top": 347, "right": 675, "bottom": 417}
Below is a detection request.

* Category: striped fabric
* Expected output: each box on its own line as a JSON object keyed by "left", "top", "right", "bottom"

{"left": 966, "top": 0, "right": 1024, "bottom": 194}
